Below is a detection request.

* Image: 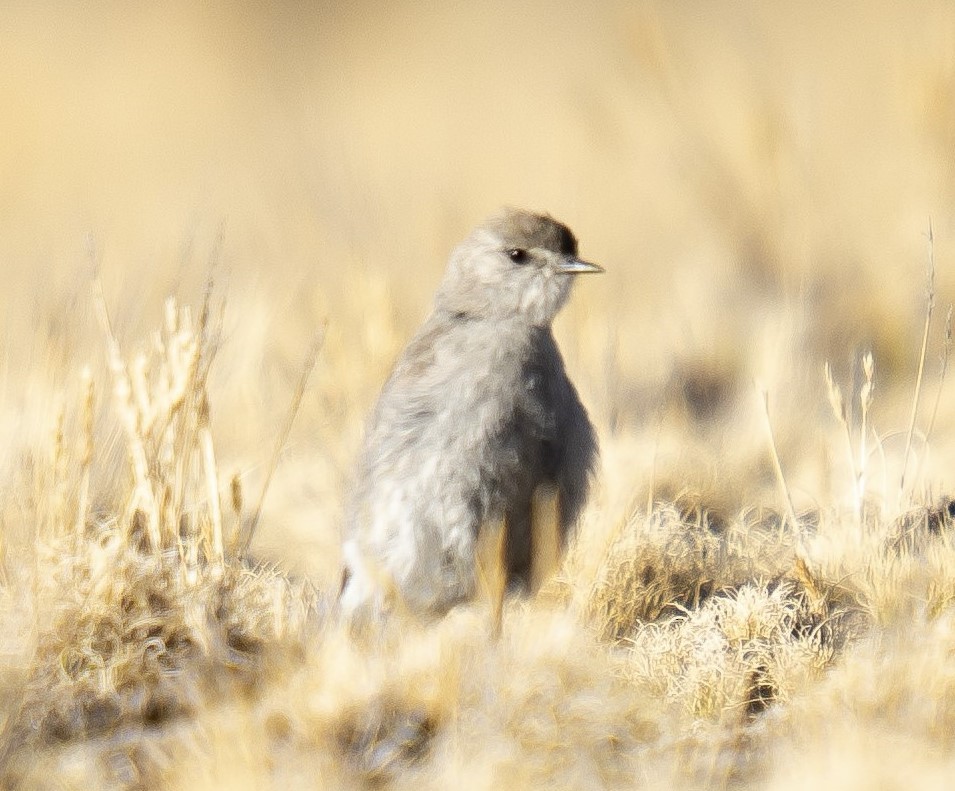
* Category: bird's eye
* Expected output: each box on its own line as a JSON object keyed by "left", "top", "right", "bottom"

{"left": 507, "top": 248, "right": 530, "bottom": 264}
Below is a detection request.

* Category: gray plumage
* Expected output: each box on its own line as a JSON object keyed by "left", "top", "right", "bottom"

{"left": 340, "top": 208, "right": 602, "bottom": 616}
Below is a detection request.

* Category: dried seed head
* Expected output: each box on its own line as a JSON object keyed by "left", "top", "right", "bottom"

{"left": 824, "top": 363, "right": 846, "bottom": 424}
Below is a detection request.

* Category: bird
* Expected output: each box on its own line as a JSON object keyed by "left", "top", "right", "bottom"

{"left": 340, "top": 208, "right": 602, "bottom": 618}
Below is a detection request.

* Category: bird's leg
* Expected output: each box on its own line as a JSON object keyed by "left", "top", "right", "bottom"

{"left": 339, "top": 540, "right": 407, "bottom": 627}
{"left": 529, "top": 483, "right": 561, "bottom": 595}
{"left": 475, "top": 516, "right": 507, "bottom": 636}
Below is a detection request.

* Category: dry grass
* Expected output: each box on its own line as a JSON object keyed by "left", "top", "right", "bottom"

{"left": 1, "top": 274, "right": 953, "bottom": 790}
{"left": 3, "top": 1, "right": 955, "bottom": 788}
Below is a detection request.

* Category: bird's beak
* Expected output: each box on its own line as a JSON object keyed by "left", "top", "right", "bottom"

{"left": 556, "top": 257, "right": 604, "bottom": 274}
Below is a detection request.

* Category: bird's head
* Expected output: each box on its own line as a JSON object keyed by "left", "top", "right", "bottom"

{"left": 435, "top": 209, "right": 603, "bottom": 326}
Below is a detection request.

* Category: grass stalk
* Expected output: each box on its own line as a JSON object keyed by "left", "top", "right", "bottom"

{"left": 238, "top": 328, "right": 325, "bottom": 558}
{"left": 899, "top": 221, "right": 936, "bottom": 506}
{"left": 758, "top": 386, "right": 799, "bottom": 537}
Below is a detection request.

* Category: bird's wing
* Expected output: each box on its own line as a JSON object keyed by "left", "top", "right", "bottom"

{"left": 528, "top": 330, "right": 598, "bottom": 533}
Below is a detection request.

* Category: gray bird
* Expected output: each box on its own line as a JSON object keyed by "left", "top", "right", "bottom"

{"left": 340, "top": 208, "right": 602, "bottom": 617}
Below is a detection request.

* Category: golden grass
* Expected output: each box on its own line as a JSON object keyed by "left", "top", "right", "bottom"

{"left": 1, "top": 274, "right": 953, "bottom": 789}
{"left": 3, "top": 1, "right": 955, "bottom": 788}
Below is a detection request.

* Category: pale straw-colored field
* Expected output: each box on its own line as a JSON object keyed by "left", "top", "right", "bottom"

{"left": 2, "top": 2, "right": 955, "bottom": 788}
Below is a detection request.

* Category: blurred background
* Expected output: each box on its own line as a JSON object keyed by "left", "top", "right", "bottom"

{"left": 2, "top": 0, "right": 954, "bottom": 580}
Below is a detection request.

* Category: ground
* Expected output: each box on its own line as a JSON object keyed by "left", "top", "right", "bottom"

{"left": 2, "top": 2, "right": 955, "bottom": 788}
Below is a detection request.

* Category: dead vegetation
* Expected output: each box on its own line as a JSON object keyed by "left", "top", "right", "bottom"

{"left": 0, "top": 274, "right": 953, "bottom": 790}
{"left": 3, "top": 2, "right": 955, "bottom": 788}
